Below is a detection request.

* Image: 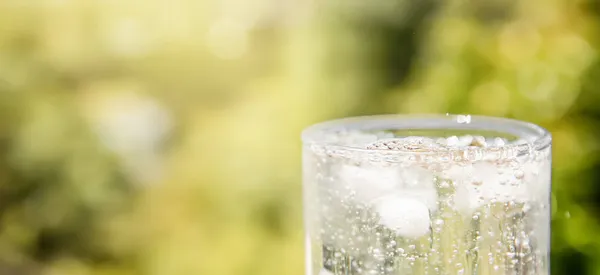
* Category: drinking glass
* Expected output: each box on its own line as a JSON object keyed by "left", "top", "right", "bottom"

{"left": 302, "top": 114, "right": 551, "bottom": 275}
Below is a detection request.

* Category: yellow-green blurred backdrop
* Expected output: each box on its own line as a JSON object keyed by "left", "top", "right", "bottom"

{"left": 0, "top": 0, "right": 599, "bottom": 274}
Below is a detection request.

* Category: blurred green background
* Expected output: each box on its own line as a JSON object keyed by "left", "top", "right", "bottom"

{"left": 0, "top": 0, "right": 598, "bottom": 274}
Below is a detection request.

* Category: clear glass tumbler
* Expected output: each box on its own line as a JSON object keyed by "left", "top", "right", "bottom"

{"left": 302, "top": 115, "right": 551, "bottom": 275}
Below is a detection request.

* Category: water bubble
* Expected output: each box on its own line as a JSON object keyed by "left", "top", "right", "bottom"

{"left": 472, "top": 136, "right": 487, "bottom": 147}
{"left": 447, "top": 136, "right": 460, "bottom": 147}
{"left": 457, "top": 115, "right": 472, "bottom": 124}
{"left": 459, "top": 135, "right": 474, "bottom": 146}
{"left": 493, "top": 137, "right": 506, "bottom": 147}
{"left": 373, "top": 248, "right": 385, "bottom": 261}
{"left": 514, "top": 170, "right": 525, "bottom": 179}
{"left": 439, "top": 181, "right": 451, "bottom": 188}
{"left": 368, "top": 136, "right": 440, "bottom": 152}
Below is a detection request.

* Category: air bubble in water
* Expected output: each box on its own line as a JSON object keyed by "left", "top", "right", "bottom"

{"left": 493, "top": 137, "right": 506, "bottom": 147}
{"left": 447, "top": 136, "right": 460, "bottom": 147}
{"left": 458, "top": 135, "right": 474, "bottom": 146}
{"left": 514, "top": 169, "right": 525, "bottom": 179}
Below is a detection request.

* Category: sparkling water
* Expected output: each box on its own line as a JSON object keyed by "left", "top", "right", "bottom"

{"left": 304, "top": 130, "right": 551, "bottom": 275}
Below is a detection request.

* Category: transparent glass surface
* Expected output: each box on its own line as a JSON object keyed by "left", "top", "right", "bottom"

{"left": 302, "top": 115, "right": 552, "bottom": 275}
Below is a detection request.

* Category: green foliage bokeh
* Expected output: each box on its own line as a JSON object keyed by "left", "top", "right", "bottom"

{"left": 0, "top": 1, "right": 598, "bottom": 274}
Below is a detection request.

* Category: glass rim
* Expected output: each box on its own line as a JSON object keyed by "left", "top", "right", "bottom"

{"left": 302, "top": 114, "right": 551, "bottom": 157}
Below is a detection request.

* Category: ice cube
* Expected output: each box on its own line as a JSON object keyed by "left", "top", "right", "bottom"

{"left": 452, "top": 161, "right": 532, "bottom": 214}
{"left": 374, "top": 195, "right": 431, "bottom": 239}
{"left": 454, "top": 184, "right": 480, "bottom": 215}
{"left": 339, "top": 162, "right": 438, "bottom": 212}
{"left": 523, "top": 160, "right": 551, "bottom": 201}
{"left": 476, "top": 162, "right": 528, "bottom": 202}
{"left": 401, "top": 166, "right": 434, "bottom": 186}
{"left": 398, "top": 166, "right": 438, "bottom": 211}
{"left": 339, "top": 165, "right": 399, "bottom": 204}
{"left": 442, "top": 164, "right": 473, "bottom": 182}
